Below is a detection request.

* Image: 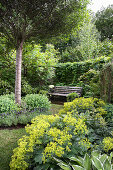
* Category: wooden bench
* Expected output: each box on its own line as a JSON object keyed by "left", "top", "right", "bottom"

{"left": 48, "top": 86, "right": 82, "bottom": 97}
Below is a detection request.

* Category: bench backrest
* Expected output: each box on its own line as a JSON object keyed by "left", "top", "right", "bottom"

{"left": 53, "top": 86, "right": 82, "bottom": 95}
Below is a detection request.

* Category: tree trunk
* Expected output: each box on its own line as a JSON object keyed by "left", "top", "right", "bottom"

{"left": 15, "top": 40, "right": 23, "bottom": 105}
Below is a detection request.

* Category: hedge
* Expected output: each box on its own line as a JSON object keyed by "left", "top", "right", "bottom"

{"left": 54, "top": 56, "right": 112, "bottom": 85}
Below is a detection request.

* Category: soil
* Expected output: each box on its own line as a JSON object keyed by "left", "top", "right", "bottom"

{"left": 0, "top": 124, "right": 26, "bottom": 130}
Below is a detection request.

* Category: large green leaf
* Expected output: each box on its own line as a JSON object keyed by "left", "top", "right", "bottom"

{"left": 57, "top": 163, "right": 71, "bottom": 170}
{"left": 92, "top": 156, "right": 103, "bottom": 170}
{"left": 100, "top": 154, "right": 107, "bottom": 163}
{"left": 69, "top": 157, "right": 83, "bottom": 166}
{"left": 83, "top": 153, "right": 91, "bottom": 170}
{"left": 91, "top": 150, "right": 100, "bottom": 158}
{"left": 72, "top": 165, "right": 84, "bottom": 170}
{"left": 103, "top": 158, "right": 112, "bottom": 170}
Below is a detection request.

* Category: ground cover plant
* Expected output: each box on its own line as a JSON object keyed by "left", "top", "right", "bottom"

{"left": 10, "top": 97, "right": 113, "bottom": 170}
{"left": 0, "top": 93, "right": 51, "bottom": 127}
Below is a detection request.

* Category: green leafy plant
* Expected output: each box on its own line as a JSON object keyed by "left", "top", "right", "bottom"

{"left": 24, "top": 94, "right": 51, "bottom": 111}
{"left": 39, "top": 90, "right": 48, "bottom": 96}
{"left": 55, "top": 151, "right": 113, "bottom": 170}
{"left": 0, "top": 95, "right": 19, "bottom": 113}
{"left": 10, "top": 97, "right": 113, "bottom": 170}
{"left": 67, "top": 92, "right": 79, "bottom": 102}
{"left": 0, "top": 79, "right": 14, "bottom": 95}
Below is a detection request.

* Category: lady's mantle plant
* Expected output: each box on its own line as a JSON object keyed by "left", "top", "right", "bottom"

{"left": 10, "top": 112, "right": 89, "bottom": 169}
{"left": 10, "top": 97, "right": 113, "bottom": 170}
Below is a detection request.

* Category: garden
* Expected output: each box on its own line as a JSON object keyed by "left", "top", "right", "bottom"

{"left": 0, "top": 1, "right": 113, "bottom": 170}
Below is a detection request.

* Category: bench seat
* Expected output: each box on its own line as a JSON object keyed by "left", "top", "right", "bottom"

{"left": 48, "top": 86, "right": 82, "bottom": 97}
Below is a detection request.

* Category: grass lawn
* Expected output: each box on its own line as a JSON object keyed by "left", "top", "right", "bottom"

{"left": 0, "top": 128, "right": 26, "bottom": 170}
{"left": 0, "top": 104, "right": 63, "bottom": 170}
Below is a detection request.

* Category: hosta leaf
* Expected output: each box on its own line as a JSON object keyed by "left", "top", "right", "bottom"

{"left": 92, "top": 156, "right": 103, "bottom": 170}
{"left": 103, "top": 158, "right": 112, "bottom": 170}
{"left": 69, "top": 157, "right": 83, "bottom": 166}
{"left": 91, "top": 150, "right": 100, "bottom": 158}
{"left": 57, "top": 163, "right": 71, "bottom": 170}
{"left": 54, "top": 157, "right": 69, "bottom": 166}
{"left": 100, "top": 154, "right": 107, "bottom": 163}
{"left": 110, "top": 152, "right": 113, "bottom": 161}
{"left": 72, "top": 165, "right": 84, "bottom": 170}
{"left": 83, "top": 153, "right": 91, "bottom": 170}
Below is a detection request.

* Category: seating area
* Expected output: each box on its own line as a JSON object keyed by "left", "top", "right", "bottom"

{"left": 48, "top": 86, "right": 83, "bottom": 97}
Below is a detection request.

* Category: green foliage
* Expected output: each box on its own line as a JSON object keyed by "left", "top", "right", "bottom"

{"left": 67, "top": 92, "right": 79, "bottom": 102}
{"left": 10, "top": 97, "right": 113, "bottom": 170}
{"left": 24, "top": 94, "right": 51, "bottom": 111}
{"left": 0, "top": 94, "right": 19, "bottom": 113}
{"left": 56, "top": 151, "right": 113, "bottom": 170}
{"left": 22, "top": 44, "right": 58, "bottom": 90}
{"left": 0, "top": 79, "right": 14, "bottom": 95}
{"left": 39, "top": 90, "right": 48, "bottom": 96}
{"left": 104, "top": 104, "right": 113, "bottom": 132}
{"left": 98, "top": 39, "right": 113, "bottom": 56}
{"left": 21, "top": 78, "right": 38, "bottom": 96}
{"left": 0, "top": 93, "right": 51, "bottom": 127}
{"left": 78, "top": 69, "right": 100, "bottom": 97}
{"left": 95, "top": 5, "right": 113, "bottom": 41}
{"left": 59, "top": 97, "right": 113, "bottom": 153}
{"left": 77, "top": 20, "right": 100, "bottom": 60}
{"left": 55, "top": 56, "right": 112, "bottom": 86}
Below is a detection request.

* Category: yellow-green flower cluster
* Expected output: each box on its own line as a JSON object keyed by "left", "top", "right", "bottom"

{"left": 10, "top": 112, "right": 90, "bottom": 169}
{"left": 42, "top": 142, "right": 65, "bottom": 163}
{"left": 10, "top": 136, "right": 29, "bottom": 170}
{"left": 103, "top": 137, "right": 113, "bottom": 152}
{"left": 59, "top": 97, "right": 107, "bottom": 124}
{"left": 74, "top": 118, "right": 88, "bottom": 135}
{"left": 79, "top": 138, "right": 91, "bottom": 149}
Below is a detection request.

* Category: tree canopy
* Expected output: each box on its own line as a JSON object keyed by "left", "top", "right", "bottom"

{"left": 0, "top": 0, "right": 89, "bottom": 104}
{"left": 95, "top": 5, "right": 113, "bottom": 41}
{"left": 0, "top": 0, "right": 88, "bottom": 47}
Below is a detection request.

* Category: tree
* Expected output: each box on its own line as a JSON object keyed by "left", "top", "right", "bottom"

{"left": 0, "top": 0, "right": 88, "bottom": 105}
{"left": 95, "top": 5, "right": 113, "bottom": 41}
{"left": 77, "top": 20, "right": 100, "bottom": 60}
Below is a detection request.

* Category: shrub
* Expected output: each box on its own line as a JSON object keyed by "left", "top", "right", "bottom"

{"left": 0, "top": 93, "right": 51, "bottom": 127}
{"left": 10, "top": 97, "right": 113, "bottom": 170}
{"left": 21, "top": 79, "right": 38, "bottom": 96}
{"left": 0, "top": 95, "right": 19, "bottom": 113}
{"left": 0, "top": 79, "right": 14, "bottom": 95}
{"left": 67, "top": 92, "right": 79, "bottom": 102}
{"left": 10, "top": 114, "right": 89, "bottom": 170}
{"left": 4, "top": 93, "right": 15, "bottom": 100}
{"left": 24, "top": 94, "right": 51, "bottom": 111}
{"left": 104, "top": 104, "right": 113, "bottom": 131}
{"left": 39, "top": 90, "right": 48, "bottom": 96}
